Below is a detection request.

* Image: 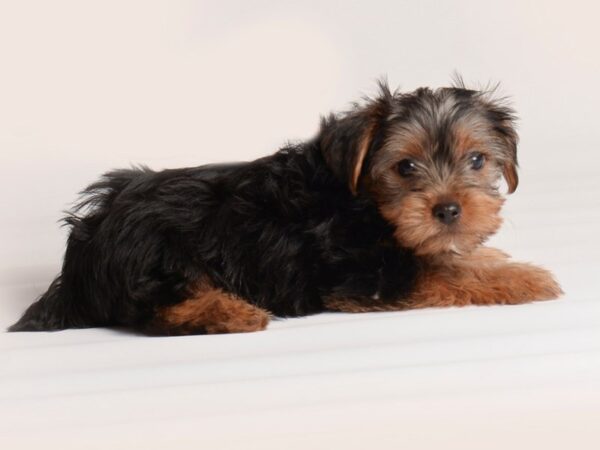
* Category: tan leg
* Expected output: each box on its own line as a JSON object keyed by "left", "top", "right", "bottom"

{"left": 146, "top": 286, "right": 270, "bottom": 336}
{"left": 325, "top": 247, "right": 563, "bottom": 313}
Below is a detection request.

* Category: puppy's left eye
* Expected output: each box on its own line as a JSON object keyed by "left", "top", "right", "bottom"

{"left": 397, "top": 159, "right": 417, "bottom": 177}
{"left": 469, "top": 152, "right": 485, "bottom": 170}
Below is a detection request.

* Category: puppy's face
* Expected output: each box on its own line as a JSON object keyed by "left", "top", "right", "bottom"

{"left": 320, "top": 83, "right": 518, "bottom": 256}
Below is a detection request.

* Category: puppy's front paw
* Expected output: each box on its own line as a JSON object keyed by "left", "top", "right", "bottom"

{"left": 497, "top": 263, "right": 563, "bottom": 303}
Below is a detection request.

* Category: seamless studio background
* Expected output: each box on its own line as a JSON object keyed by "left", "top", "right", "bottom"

{"left": 0, "top": 0, "right": 598, "bottom": 280}
{"left": 1, "top": 1, "right": 599, "bottom": 449}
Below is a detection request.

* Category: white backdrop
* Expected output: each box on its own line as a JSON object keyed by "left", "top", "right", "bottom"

{"left": 1, "top": 1, "right": 599, "bottom": 449}
{"left": 1, "top": 0, "right": 599, "bottom": 275}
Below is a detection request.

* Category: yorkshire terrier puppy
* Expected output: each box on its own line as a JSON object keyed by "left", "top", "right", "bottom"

{"left": 10, "top": 81, "right": 562, "bottom": 335}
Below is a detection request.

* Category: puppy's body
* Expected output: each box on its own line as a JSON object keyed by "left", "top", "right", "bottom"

{"left": 11, "top": 145, "right": 416, "bottom": 333}
{"left": 10, "top": 82, "right": 562, "bottom": 335}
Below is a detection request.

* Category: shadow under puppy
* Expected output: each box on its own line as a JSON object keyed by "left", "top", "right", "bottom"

{"left": 10, "top": 81, "right": 562, "bottom": 335}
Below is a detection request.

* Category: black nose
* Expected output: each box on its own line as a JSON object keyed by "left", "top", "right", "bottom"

{"left": 432, "top": 202, "right": 461, "bottom": 225}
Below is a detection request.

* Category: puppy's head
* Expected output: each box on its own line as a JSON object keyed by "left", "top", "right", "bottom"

{"left": 320, "top": 81, "right": 518, "bottom": 256}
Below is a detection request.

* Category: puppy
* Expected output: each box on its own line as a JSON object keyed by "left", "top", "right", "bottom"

{"left": 10, "top": 81, "right": 562, "bottom": 335}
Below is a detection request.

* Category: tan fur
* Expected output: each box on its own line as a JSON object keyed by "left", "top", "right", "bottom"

{"left": 324, "top": 247, "right": 563, "bottom": 313}
{"left": 149, "top": 284, "right": 270, "bottom": 335}
{"left": 380, "top": 188, "right": 504, "bottom": 256}
{"left": 452, "top": 126, "right": 485, "bottom": 158}
{"left": 401, "top": 250, "right": 563, "bottom": 309}
{"left": 350, "top": 121, "right": 377, "bottom": 194}
{"left": 503, "top": 162, "right": 519, "bottom": 193}
{"left": 371, "top": 123, "right": 428, "bottom": 180}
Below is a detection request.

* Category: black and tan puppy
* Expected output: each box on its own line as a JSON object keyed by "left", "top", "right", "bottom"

{"left": 10, "top": 81, "right": 562, "bottom": 335}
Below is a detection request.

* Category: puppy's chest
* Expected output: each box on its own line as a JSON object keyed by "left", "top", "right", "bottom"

{"left": 374, "top": 246, "right": 418, "bottom": 301}
{"left": 321, "top": 233, "right": 417, "bottom": 302}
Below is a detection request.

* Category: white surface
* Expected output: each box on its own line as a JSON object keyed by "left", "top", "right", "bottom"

{"left": 1, "top": 1, "right": 600, "bottom": 449}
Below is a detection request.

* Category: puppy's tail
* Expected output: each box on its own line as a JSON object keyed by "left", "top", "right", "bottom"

{"left": 8, "top": 276, "right": 72, "bottom": 332}
{"left": 9, "top": 168, "right": 148, "bottom": 332}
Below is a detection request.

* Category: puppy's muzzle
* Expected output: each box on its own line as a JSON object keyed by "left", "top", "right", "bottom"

{"left": 432, "top": 202, "right": 461, "bottom": 225}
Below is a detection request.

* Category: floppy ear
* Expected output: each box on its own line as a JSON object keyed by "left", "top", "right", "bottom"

{"left": 319, "top": 86, "right": 391, "bottom": 194}
{"left": 480, "top": 95, "right": 519, "bottom": 194}
{"left": 503, "top": 157, "right": 519, "bottom": 194}
{"left": 499, "top": 121, "right": 519, "bottom": 194}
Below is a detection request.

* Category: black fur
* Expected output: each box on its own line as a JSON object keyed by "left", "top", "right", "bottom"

{"left": 9, "top": 141, "right": 417, "bottom": 333}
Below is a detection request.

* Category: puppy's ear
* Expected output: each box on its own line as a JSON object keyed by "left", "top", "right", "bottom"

{"left": 498, "top": 121, "right": 519, "bottom": 194}
{"left": 503, "top": 155, "right": 519, "bottom": 194}
{"left": 479, "top": 94, "right": 519, "bottom": 193}
{"left": 319, "top": 84, "right": 391, "bottom": 194}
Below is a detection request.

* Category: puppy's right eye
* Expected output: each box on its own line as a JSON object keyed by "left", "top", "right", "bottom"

{"left": 397, "top": 159, "right": 416, "bottom": 177}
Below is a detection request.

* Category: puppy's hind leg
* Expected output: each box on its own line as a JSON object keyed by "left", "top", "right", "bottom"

{"left": 144, "top": 286, "right": 270, "bottom": 336}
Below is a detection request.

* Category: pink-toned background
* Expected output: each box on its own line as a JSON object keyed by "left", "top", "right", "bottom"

{"left": 1, "top": 1, "right": 599, "bottom": 449}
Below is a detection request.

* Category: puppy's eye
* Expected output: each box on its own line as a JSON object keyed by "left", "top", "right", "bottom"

{"left": 469, "top": 152, "right": 485, "bottom": 170}
{"left": 397, "top": 159, "right": 417, "bottom": 177}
